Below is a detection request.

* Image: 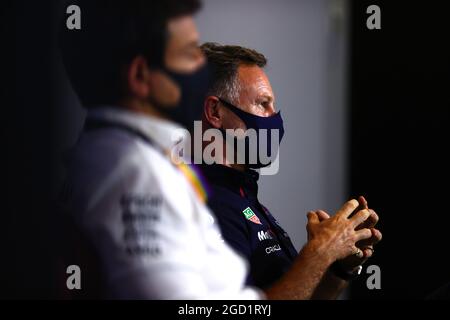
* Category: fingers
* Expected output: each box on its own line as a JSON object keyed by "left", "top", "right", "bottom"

{"left": 336, "top": 199, "right": 359, "bottom": 219}
{"left": 351, "top": 246, "right": 364, "bottom": 258}
{"left": 316, "top": 210, "right": 330, "bottom": 221}
{"left": 358, "top": 195, "right": 368, "bottom": 209}
{"left": 369, "top": 228, "right": 382, "bottom": 245}
{"left": 354, "top": 228, "right": 372, "bottom": 242}
{"left": 363, "top": 228, "right": 382, "bottom": 244}
{"left": 307, "top": 211, "right": 319, "bottom": 225}
{"left": 367, "top": 209, "right": 379, "bottom": 226}
{"left": 356, "top": 209, "right": 379, "bottom": 230}
{"left": 350, "top": 209, "right": 372, "bottom": 227}
{"left": 362, "top": 246, "right": 374, "bottom": 258}
{"left": 357, "top": 228, "right": 382, "bottom": 247}
{"left": 359, "top": 228, "right": 382, "bottom": 258}
{"left": 372, "top": 228, "right": 382, "bottom": 242}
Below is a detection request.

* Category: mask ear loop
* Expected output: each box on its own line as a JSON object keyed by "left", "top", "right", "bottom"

{"left": 217, "top": 97, "right": 281, "bottom": 121}
{"left": 217, "top": 97, "right": 248, "bottom": 118}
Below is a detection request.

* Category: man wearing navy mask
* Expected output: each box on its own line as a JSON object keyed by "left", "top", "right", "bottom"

{"left": 199, "top": 43, "right": 382, "bottom": 299}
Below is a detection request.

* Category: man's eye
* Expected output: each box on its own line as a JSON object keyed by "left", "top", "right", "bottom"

{"left": 261, "top": 101, "right": 269, "bottom": 108}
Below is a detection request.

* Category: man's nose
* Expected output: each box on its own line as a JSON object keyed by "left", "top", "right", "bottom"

{"left": 265, "top": 104, "right": 276, "bottom": 117}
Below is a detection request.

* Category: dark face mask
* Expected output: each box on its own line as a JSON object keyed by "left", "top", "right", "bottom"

{"left": 151, "top": 63, "right": 211, "bottom": 130}
{"left": 217, "top": 97, "right": 285, "bottom": 169}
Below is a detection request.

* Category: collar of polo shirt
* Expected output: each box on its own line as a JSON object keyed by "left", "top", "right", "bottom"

{"left": 86, "top": 106, "right": 188, "bottom": 152}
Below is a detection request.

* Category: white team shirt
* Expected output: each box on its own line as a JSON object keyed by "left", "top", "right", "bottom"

{"left": 63, "top": 106, "right": 262, "bottom": 299}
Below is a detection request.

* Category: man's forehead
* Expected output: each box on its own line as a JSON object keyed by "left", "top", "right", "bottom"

{"left": 238, "top": 65, "right": 274, "bottom": 99}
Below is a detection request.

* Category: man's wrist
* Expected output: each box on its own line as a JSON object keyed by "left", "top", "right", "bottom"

{"left": 301, "top": 240, "right": 335, "bottom": 267}
{"left": 330, "top": 261, "right": 363, "bottom": 281}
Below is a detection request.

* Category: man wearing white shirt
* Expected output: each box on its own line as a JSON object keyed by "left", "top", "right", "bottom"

{"left": 64, "top": 106, "right": 260, "bottom": 299}
{"left": 59, "top": 0, "right": 261, "bottom": 299}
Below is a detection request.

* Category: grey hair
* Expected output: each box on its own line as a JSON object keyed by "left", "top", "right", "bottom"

{"left": 207, "top": 74, "right": 241, "bottom": 104}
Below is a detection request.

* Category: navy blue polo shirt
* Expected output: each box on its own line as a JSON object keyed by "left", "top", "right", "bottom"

{"left": 200, "top": 164, "right": 298, "bottom": 289}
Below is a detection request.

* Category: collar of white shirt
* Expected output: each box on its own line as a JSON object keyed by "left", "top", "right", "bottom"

{"left": 86, "top": 106, "right": 188, "bottom": 152}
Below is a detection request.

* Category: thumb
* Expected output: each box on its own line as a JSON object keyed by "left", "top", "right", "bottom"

{"left": 316, "top": 210, "right": 330, "bottom": 221}
{"left": 307, "top": 211, "right": 320, "bottom": 225}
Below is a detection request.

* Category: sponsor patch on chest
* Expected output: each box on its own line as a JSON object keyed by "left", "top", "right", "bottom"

{"left": 242, "top": 207, "right": 262, "bottom": 225}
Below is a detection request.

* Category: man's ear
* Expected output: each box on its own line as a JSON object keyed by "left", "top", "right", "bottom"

{"left": 204, "top": 96, "right": 222, "bottom": 129}
{"left": 127, "top": 55, "right": 152, "bottom": 99}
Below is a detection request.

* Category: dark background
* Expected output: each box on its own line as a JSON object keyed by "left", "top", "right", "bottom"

{"left": 1, "top": 0, "right": 449, "bottom": 299}
{"left": 349, "top": 1, "right": 450, "bottom": 299}
{"left": 1, "top": 1, "right": 58, "bottom": 298}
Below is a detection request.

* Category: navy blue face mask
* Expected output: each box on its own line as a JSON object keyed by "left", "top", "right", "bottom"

{"left": 217, "top": 97, "right": 285, "bottom": 168}
{"left": 150, "top": 63, "right": 211, "bottom": 130}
